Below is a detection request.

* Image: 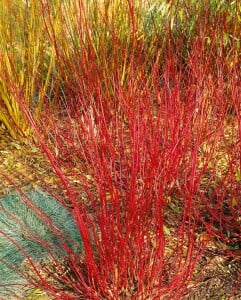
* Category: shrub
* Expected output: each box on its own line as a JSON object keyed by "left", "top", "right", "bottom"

{"left": 0, "top": 0, "right": 240, "bottom": 299}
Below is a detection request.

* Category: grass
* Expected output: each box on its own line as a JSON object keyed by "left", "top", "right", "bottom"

{"left": 0, "top": 0, "right": 57, "bottom": 139}
{"left": 0, "top": 0, "right": 240, "bottom": 299}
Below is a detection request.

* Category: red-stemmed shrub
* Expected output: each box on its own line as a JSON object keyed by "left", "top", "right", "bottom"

{"left": 1, "top": 1, "right": 240, "bottom": 299}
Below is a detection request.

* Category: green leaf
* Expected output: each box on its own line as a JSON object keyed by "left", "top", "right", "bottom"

{"left": 235, "top": 170, "right": 241, "bottom": 182}
{"left": 232, "top": 197, "right": 238, "bottom": 207}
{"left": 163, "top": 225, "right": 171, "bottom": 235}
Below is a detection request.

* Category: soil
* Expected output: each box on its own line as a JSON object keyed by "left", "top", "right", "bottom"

{"left": 184, "top": 249, "right": 241, "bottom": 299}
